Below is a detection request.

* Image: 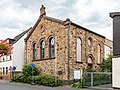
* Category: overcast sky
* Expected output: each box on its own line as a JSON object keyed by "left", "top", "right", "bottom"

{"left": 0, "top": 0, "right": 120, "bottom": 40}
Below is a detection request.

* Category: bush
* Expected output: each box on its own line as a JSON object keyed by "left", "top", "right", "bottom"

{"left": 11, "top": 73, "right": 24, "bottom": 82}
{"left": 84, "top": 66, "right": 96, "bottom": 72}
{"left": 22, "top": 64, "right": 39, "bottom": 77}
{"left": 34, "top": 74, "right": 62, "bottom": 87}
{"left": 12, "top": 64, "right": 62, "bottom": 87}
{"left": 72, "top": 81, "right": 83, "bottom": 88}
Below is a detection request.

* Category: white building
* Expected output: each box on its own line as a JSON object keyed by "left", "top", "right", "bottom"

{"left": 110, "top": 12, "right": 120, "bottom": 89}
{"left": 0, "top": 28, "right": 31, "bottom": 79}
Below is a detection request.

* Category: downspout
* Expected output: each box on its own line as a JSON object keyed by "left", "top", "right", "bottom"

{"left": 67, "top": 18, "right": 71, "bottom": 84}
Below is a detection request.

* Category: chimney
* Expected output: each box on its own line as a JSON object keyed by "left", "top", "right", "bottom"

{"left": 40, "top": 5, "right": 46, "bottom": 16}
{"left": 110, "top": 12, "right": 120, "bottom": 56}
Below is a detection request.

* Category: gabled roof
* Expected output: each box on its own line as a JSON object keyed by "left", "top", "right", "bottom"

{"left": 11, "top": 28, "right": 32, "bottom": 44}
{"left": 25, "top": 15, "right": 105, "bottom": 41}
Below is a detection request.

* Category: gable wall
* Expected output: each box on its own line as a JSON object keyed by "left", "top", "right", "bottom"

{"left": 26, "top": 17, "right": 69, "bottom": 80}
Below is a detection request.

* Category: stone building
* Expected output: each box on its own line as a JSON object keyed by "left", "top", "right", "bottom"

{"left": 25, "top": 5, "right": 112, "bottom": 81}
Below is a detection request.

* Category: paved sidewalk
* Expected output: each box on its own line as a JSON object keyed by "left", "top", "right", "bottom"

{"left": 85, "top": 84, "right": 112, "bottom": 90}
{"left": 0, "top": 80, "right": 112, "bottom": 90}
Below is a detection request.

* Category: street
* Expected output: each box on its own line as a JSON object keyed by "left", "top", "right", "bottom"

{"left": 0, "top": 80, "right": 112, "bottom": 90}
{"left": 0, "top": 80, "right": 80, "bottom": 90}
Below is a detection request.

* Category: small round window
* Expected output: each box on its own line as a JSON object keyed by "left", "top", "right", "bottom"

{"left": 88, "top": 37, "right": 93, "bottom": 47}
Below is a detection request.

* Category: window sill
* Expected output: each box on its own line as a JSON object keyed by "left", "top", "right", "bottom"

{"left": 32, "top": 57, "right": 55, "bottom": 61}
{"left": 97, "top": 63, "right": 101, "bottom": 65}
{"left": 76, "top": 61, "right": 83, "bottom": 63}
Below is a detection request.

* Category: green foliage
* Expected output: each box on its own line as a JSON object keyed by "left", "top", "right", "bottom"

{"left": 100, "top": 54, "right": 112, "bottom": 72}
{"left": 12, "top": 64, "right": 62, "bottom": 87}
{"left": 11, "top": 73, "right": 24, "bottom": 82}
{"left": 84, "top": 66, "right": 96, "bottom": 72}
{"left": 72, "top": 81, "right": 83, "bottom": 88}
{"left": 83, "top": 73, "right": 112, "bottom": 87}
{"left": 0, "top": 43, "right": 10, "bottom": 55}
{"left": 93, "top": 74, "right": 112, "bottom": 86}
{"left": 34, "top": 74, "right": 62, "bottom": 87}
{"left": 0, "top": 43, "right": 9, "bottom": 50}
{"left": 22, "top": 64, "right": 39, "bottom": 77}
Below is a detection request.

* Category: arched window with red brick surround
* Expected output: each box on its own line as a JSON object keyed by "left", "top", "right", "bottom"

{"left": 33, "top": 42, "right": 37, "bottom": 60}
{"left": 40, "top": 40, "right": 45, "bottom": 59}
{"left": 49, "top": 37, "right": 54, "bottom": 58}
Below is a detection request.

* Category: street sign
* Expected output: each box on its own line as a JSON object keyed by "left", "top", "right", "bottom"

{"left": 13, "top": 66, "right": 16, "bottom": 71}
{"left": 9, "top": 66, "right": 12, "bottom": 70}
{"left": 30, "top": 63, "right": 35, "bottom": 68}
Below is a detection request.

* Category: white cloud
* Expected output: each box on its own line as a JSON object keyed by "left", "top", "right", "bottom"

{"left": 0, "top": 0, "right": 119, "bottom": 40}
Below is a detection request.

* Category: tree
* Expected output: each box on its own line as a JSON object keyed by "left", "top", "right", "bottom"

{"left": 100, "top": 54, "right": 112, "bottom": 72}
{"left": 0, "top": 40, "right": 13, "bottom": 55}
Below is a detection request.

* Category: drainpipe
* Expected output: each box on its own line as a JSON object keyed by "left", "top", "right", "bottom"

{"left": 67, "top": 18, "right": 71, "bottom": 84}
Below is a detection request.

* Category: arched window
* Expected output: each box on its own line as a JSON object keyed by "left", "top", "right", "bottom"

{"left": 40, "top": 40, "right": 45, "bottom": 59}
{"left": 49, "top": 37, "right": 54, "bottom": 57}
{"left": 33, "top": 43, "right": 37, "bottom": 60}
{"left": 97, "top": 44, "right": 101, "bottom": 64}
{"left": 77, "top": 38, "right": 82, "bottom": 62}
{"left": 88, "top": 37, "right": 93, "bottom": 47}
{"left": 88, "top": 56, "right": 93, "bottom": 64}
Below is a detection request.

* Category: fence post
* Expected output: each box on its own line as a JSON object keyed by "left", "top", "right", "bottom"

{"left": 91, "top": 73, "right": 93, "bottom": 87}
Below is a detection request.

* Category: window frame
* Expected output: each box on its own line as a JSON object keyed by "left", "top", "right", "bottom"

{"left": 97, "top": 44, "right": 101, "bottom": 64}
{"left": 40, "top": 40, "right": 45, "bottom": 59}
{"left": 32, "top": 42, "right": 37, "bottom": 60}
{"left": 49, "top": 37, "right": 55, "bottom": 58}
{"left": 76, "top": 37, "right": 82, "bottom": 62}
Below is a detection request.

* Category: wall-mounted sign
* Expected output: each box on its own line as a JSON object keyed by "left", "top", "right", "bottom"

{"left": 74, "top": 69, "right": 81, "bottom": 79}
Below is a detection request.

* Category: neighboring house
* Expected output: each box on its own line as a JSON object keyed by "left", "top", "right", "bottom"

{"left": 25, "top": 5, "right": 112, "bottom": 82}
{"left": 0, "top": 28, "right": 31, "bottom": 79}
{"left": 110, "top": 12, "right": 120, "bottom": 89}
{"left": 104, "top": 39, "right": 113, "bottom": 59}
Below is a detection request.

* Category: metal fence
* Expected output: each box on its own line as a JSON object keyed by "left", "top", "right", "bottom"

{"left": 82, "top": 72, "right": 112, "bottom": 87}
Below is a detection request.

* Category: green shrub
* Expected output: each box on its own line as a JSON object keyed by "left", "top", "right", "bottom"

{"left": 22, "top": 64, "right": 39, "bottom": 77}
{"left": 34, "top": 74, "right": 62, "bottom": 87}
{"left": 12, "top": 64, "right": 62, "bottom": 87}
{"left": 11, "top": 73, "right": 24, "bottom": 82}
{"left": 12, "top": 64, "right": 39, "bottom": 84}
{"left": 72, "top": 81, "right": 83, "bottom": 88}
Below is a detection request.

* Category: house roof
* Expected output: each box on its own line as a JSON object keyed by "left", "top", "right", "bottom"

{"left": 110, "top": 12, "right": 120, "bottom": 18}
{"left": 25, "top": 15, "right": 105, "bottom": 41}
{"left": 11, "top": 28, "right": 32, "bottom": 44}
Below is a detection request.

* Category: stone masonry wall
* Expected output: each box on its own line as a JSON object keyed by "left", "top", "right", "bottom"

{"left": 25, "top": 16, "right": 106, "bottom": 80}
{"left": 26, "top": 17, "right": 69, "bottom": 80}
{"left": 68, "top": 25, "right": 105, "bottom": 80}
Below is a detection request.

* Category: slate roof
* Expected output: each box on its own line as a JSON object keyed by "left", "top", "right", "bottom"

{"left": 10, "top": 27, "right": 32, "bottom": 44}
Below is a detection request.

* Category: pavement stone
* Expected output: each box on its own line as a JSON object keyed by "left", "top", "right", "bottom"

{"left": 0, "top": 80, "right": 112, "bottom": 90}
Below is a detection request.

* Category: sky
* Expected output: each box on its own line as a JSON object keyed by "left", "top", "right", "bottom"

{"left": 0, "top": 0, "right": 120, "bottom": 40}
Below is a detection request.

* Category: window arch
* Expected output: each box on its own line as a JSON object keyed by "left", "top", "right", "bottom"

{"left": 88, "top": 37, "right": 93, "bottom": 47}
{"left": 87, "top": 54, "right": 94, "bottom": 64}
{"left": 97, "top": 44, "right": 101, "bottom": 64}
{"left": 33, "top": 42, "right": 37, "bottom": 60}
{"left": 40, "top": 40, "right": 45, "bottom": 59}
{"left": 77, "top": 38, "right": 82, "bottom": 62}
{"left": 49, "top": 37, "right": 55, "bottom": 57}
